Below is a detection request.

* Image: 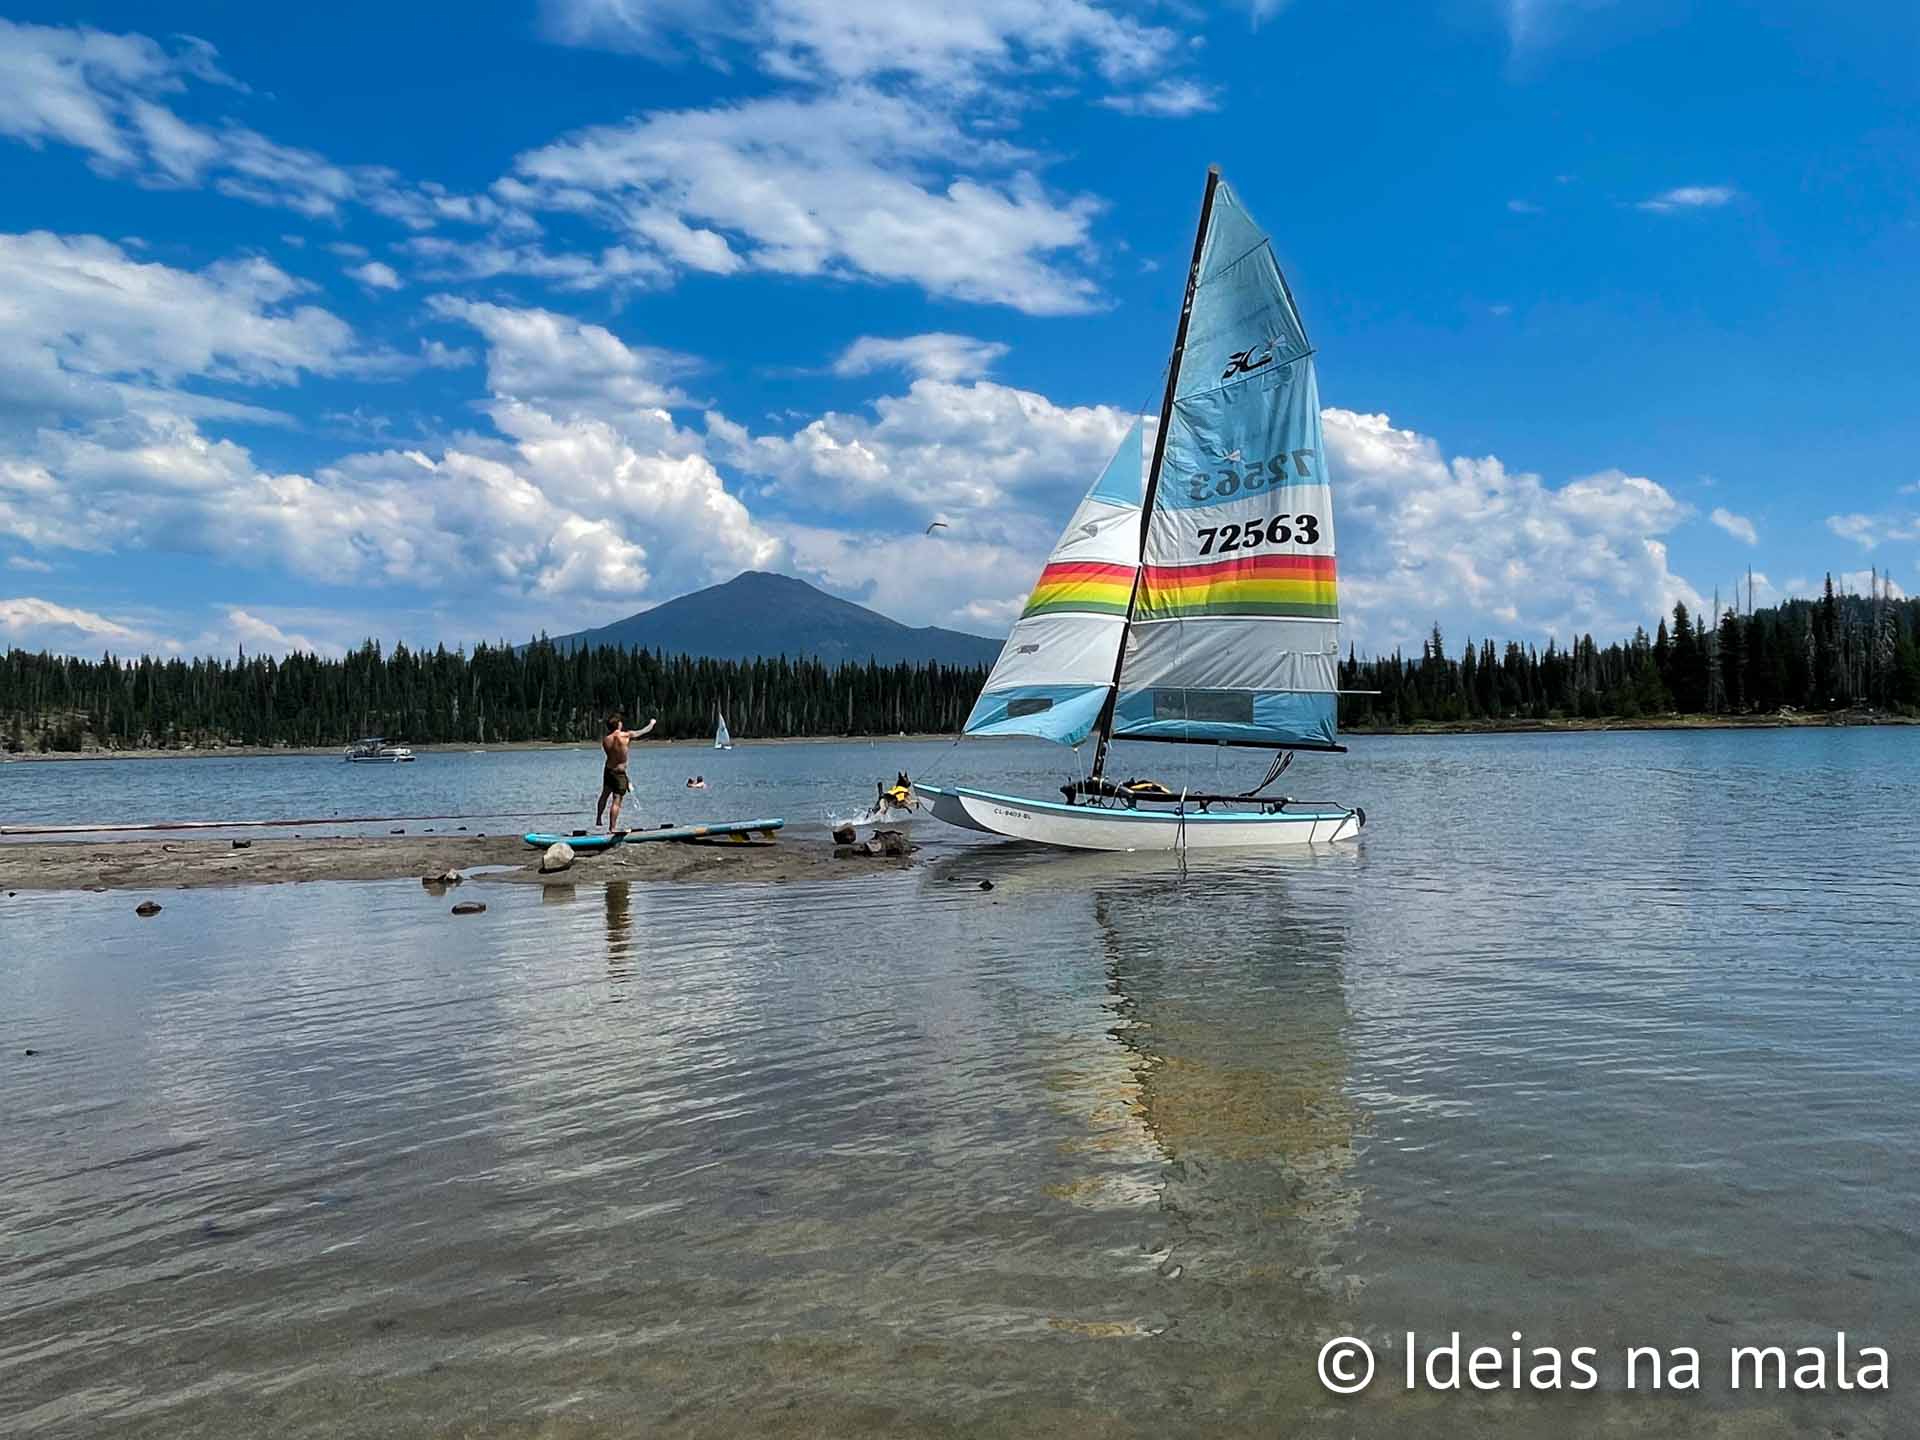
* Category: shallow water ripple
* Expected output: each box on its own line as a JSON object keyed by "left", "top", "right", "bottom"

{"left": 3, "top": 728, "right": 1918, "bottom": 1435}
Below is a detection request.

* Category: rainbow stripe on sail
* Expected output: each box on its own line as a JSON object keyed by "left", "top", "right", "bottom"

{"left": 1021, "top": 560, "right": 1136, "bottom": 618}
{"left": 1137, "top": 553, "right": 1337, "bottom": 620}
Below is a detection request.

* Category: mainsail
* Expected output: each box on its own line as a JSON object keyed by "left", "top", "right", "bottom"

{"left": 962, "top": 420, "right": 1145, "bottom": 745}
{"left": 714, "top": 713, "right": 731, "bottom": 748}
{"left": 1108, "top": 172, "right": 1340, "bottom": 752}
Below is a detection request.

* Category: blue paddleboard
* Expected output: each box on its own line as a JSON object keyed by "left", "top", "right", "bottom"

{"left": 521, "top": 819, "right": 783, "bottom": 851}
{"left": 522, "top": 832, "right": 627, "bottom": 851}
{"left": 624, "top": 818, "right": 784, "bottom": 844}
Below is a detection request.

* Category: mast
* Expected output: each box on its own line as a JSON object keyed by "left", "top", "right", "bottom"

{"left": 1089, "top": 165, "right": 1221, "bottom": 783}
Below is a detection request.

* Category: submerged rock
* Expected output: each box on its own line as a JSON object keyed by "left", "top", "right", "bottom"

{"left": 135, "top": 900, "right": 162, "bottom": 916}
{"left": 451, "top": 901, "right": 486, "bottom": 915}
{"left": 978, "top": 880, "right": 994, "bottom": 891}
{"left": 539, "top": 842, "right": 575, "bottom": 874}
{"left": 834, "top": 830, "right": 916, "bottom": 860}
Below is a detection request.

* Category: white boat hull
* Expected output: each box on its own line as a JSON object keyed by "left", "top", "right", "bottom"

{"left": 917, "top": 783, "right": 1362, "bottom": 851}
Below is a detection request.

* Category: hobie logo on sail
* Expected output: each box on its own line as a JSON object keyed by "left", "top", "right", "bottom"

{"left": 1221, "top": 342, "right": 1275, "bottom": 379}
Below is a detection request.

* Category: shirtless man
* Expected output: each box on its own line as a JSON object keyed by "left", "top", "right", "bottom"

{"left": 596, "top": 713, "right": 656, "bottom": 832}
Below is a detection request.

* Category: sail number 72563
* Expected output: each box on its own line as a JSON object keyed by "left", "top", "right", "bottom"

{"left": 1197, "top": 514, "right": 1319, "bottom": 554}
{"left": 1184, "top": 449, "right": 1317, "bottom": 502}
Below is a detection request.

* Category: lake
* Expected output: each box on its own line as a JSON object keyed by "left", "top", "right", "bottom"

{"left": 2, "top": 728, "right": 1916, "bottom": 1436}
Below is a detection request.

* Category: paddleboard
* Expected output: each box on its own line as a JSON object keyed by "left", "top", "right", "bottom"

{"left": 626, "top": 818, "right": 785, "bottom": 845}
{"left": 521, "top": 819, "right": 784, "bottom": 851}
{"left": 522, "top": 832, "right": 627, "bottom": 851}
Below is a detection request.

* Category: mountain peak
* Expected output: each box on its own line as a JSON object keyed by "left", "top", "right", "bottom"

{"left": 543, "top": 573, "right": 1001, "bottom": 667}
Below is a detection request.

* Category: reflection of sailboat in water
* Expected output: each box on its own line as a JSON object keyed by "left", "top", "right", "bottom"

{"left": 604, "top": 881, "right": 633, "bottom": 1000}
{"left": 1060, "top": 861, "right": 1364, "bottom": 1304}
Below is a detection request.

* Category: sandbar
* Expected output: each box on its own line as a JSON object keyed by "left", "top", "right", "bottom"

{"left": 0, "top": 828, "right": 913, "bottom": 892}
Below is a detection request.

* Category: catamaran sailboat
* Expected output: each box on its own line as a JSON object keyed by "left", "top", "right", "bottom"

{"left": 919, "top": 168, "right": 1365, "bottom": 852}
{"left": 714, "top": 713, "right": 732, "bottom": 750}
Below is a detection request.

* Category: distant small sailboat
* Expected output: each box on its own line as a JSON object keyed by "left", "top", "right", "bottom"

{"left": 714, "top": 713, "right": 732, "bottom": 750}
{"left": 919, "top": 168, "right": 1366, "bottom": 851}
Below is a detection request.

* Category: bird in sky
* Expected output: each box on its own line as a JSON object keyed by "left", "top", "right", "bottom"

{"left": 925, "top": 521, "right": 949, "bottom": 535}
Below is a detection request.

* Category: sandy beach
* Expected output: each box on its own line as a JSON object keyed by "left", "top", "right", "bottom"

{"left": 0, "top": 827, "right": 914, "bottom": 892}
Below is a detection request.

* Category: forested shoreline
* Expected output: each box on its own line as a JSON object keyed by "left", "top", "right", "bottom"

{"left": 4, "top": 579, "right": 1917, "bottom": 754}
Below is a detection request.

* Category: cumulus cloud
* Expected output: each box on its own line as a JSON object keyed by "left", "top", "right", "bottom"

{"left": 0, "top": 230, "right": 393, "bottom": 452}
{"left": 0, "top": 595, "right": 144, "bottom": 653}
{"left": 1637, "top": 184, "right": 1737, "bottom": 213}
{"left": 710, "top": 377, "right": 1135, "bottom": 524}
{"left": 1325, "top": 407, "right": 1701, "bottom": 650}
{"left": 429, "top": 296, "right": 693, "bottom": 416}
{"left": 0, "top": 231, "right": 363, "bottom": 387}
{"left": 348, "top": 260, "right": 402, "bottom": 291}
{"left": 1709, "top": 506, "right": 1758, "bottom": 545}
{"left": 833, "top": 333, "right": 1010, "bottom": 382}
{"left": 0, "top": 290, "right": 784, "bottom": 621}
{"left": 209, "top": 607, "right": 340, "bottom": 657}
{"left": 510, "top": 89, "right": 1103, "bottom": 313}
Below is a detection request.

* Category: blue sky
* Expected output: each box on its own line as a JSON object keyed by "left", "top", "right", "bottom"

{"left": 0, "top": 0, "right": 1914, "bottom": 659}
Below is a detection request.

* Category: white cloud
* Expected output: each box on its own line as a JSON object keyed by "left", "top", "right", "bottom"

{"left": 1775, "top": 570, "right": 1909, "bottom": 604}
{"left": 1826, "top": 511, "right": 1920, "bottom": 551}
{"left": 511, "top": 89, "right": 1103, "bottom": 313}
{"left": 6, "top": 555, "right": 53, "bottom": 572}
{"left": 1239, "top": 0, "right": 1292, "bottom": 24}
{"left": 1709, "top": 506, "right": 1758, "bottom": 545}
{"left": 0, "top": 20, "right": 504, "bottom": 231}
{"left": 429, "top": 297, "right": 693, "bottom": 416}
{"left": 0, "top": 20, "right": 233, "bottom": 167}
{"left": 1325, "top": 407, "right": 1701, "bottom": 650}
{"left": 1506, "top": 198, "right": 1542, "bottom": 215}
{"left": 710, "top": 377, "right": 1135, "bottom": 523}
{"left": 833, "top": 333, "right": 1009, "bottom": 382}
{"left": 1637, "top": 184, "right": 1737, "bottom": 213}
{"left": 538, "top": 0, "right": 1171, "bottom": 90}
{"left": 400, "top": 233, "right": 671, "bottom": 292}
{"left": 0, "top": 231, "right": 362, "bottom": 387}
{"left": 1101, "top": 80, "right": 1220, "bottom": 117}
{"left": 207, "top": 607, "right": 340, "bottom": 657}
{"left": 348, "top": 260, "right": 402, "bottom": 291}
{"left": 1, "top": 295, "right": 785, "bottom": 619}
{"left": 782, "top": 521, "right": 1034, "bottom": 636}
{"left": 0, "top": 231, "right": 390, "bottom": 454}
{"left": 0, "top": 595, "right": 143, "bottom": 653}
